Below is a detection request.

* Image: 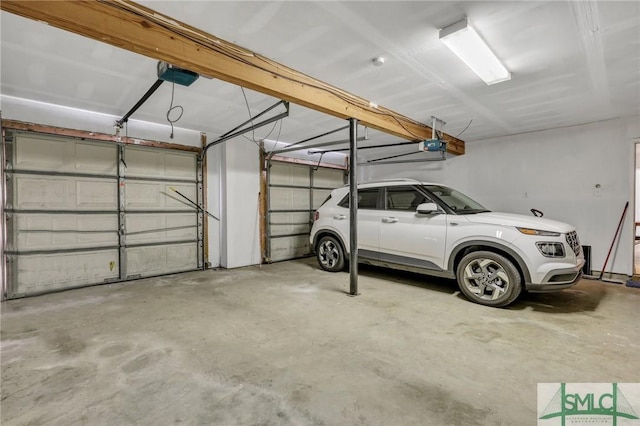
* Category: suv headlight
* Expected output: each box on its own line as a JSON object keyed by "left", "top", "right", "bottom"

{"left": 536, "top": 242, "right": 565, "bottom": 258}
{"left": 517, "top": 227, "right": 561, "bottom": 237}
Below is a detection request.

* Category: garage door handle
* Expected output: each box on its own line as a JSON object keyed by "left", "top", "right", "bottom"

{"left": 382, "top": 217, "right": 398, "bottom": 223}
{"left": 333, "top": 214, "right": 346, "bottom": 220}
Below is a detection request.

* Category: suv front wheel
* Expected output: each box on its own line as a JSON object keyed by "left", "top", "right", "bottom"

{"left": 456, "top": 251, "right": 522, "bottom": 307}
{"left": 316, "top": 235, "right": 346, "bottom": 272}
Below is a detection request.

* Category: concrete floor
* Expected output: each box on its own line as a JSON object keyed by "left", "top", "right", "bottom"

{"left": 1, "top": 258, "right": 639, "bottom": 425}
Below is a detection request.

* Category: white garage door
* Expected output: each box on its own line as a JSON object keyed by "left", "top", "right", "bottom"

{"left": 4, "top": 132, "right": 202, "bottom": 298}
{"left": 267, "top": 161, "right": 344, "bottom": 262}
{"left": 123, "top": 146, "right": 200, "bottom": 279}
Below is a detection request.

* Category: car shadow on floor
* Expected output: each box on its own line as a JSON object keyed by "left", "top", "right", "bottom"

{"left": 324, "top": 262, "right": 607, "bottom": 314}
{"left": 509, "top": 284, "right": 606, "bottom": 314}
{"left": 295, "top": 257, "right": 607, "bottom": 314}
{"left": 355, "top": 264, "right": 460, "bottom": 296}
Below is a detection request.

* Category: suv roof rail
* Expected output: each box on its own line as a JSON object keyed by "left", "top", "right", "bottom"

{"left": 338, "top": 177, "right": 426, "bottom": 188}
{"left": 360, "top": 177, "right": 424, "bottom": 184}
{"left": 380, "top": 177, "right": 422, "bottom": 183}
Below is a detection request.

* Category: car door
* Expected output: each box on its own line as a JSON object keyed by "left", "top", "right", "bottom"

{"left": 335, "top": 187, "right": 381, "bottom": 258}
{"left": 377, "top": 185, "right": 448, "bottom": 270}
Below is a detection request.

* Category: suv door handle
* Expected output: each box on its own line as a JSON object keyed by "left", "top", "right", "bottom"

{"left": 382, "top": 217, "right": 398, "bottom": 223}
{"left": 333, "top": 214, "right": 346, "bottom": 220}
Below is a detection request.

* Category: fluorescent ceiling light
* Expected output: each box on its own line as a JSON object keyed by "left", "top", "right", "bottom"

{"left": 439, "top": 18, "right": 511, "bottom": 85}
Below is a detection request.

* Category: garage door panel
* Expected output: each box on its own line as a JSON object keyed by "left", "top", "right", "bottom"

{"left": 125, "top": 182, "right": 197, "bottom": 211}
{"left": 14, "top": 175, "right": 117, "bottom": 210}
{"left": 270, "top": 236, "right": 310, "bottom": 262}
{"left": 313, "top": 189, "right": 333, "bottom": 209}
{"left": 271, "top": 224, "right": 310, "bottom": 237}
{"left": 77, "top": 180, "right": 117, "bottom": 207}
{"left": 15, "top": 134, "right": 117, "bottom": 175}
{"left": 125, "top": 149, "right": 162, "bottom": 177}
{"left": 269, "top": 212, "right": 310, "bottom": 237}
{"left": 14, "top": 250, "right": 119, "bottom": 295}
{"left": 6, "top": 131, "right": 201, "bottom": 298}
{"left": 270, "top": 163, "right": 310, "bottom": 186}
{"left": 164, "top": 184, "right": 197, "bottom": 209}
{"left": 270, "top": 212, "right": 309, "bottom": 225}
{"left": 123, "top": 146, "right": 199, "bottom": 278}
{"left": 126, "top": 213, "right": 196, "bottom": 244}
{"left": 126, "top": 243, "right": 197, "bottom": 277}
{"left": 267, "top": 161, "right": 345, "bottom": 262}
{"left": 14, "top": 214, "right": 118, "bottom": 251}
{"left": 125, "top": 147, "right": 196, "bottom": 180}
{"left": 15, "top": 176, "right": 65, "bottom": 208}
{"left": 270, "top": 187, "right": 309, "bottom": 210}
{"left": 15, "top": 136, "right": 66, "bottom": 170}
{"left": 164, "top": 153, "right": 197, "bottom": 179}
{"left": 75, "top": 143, "right": 117, "bottom": 174}
{"left": 125, "top": 182, "right": 160, "bottom": 208}
{"left": 313, "top": 168, "right": 344, "bottom": 188}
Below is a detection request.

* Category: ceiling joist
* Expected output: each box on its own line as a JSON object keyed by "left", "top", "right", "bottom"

{"left": 0, "top": 0, "right": 464, "bottom": 155}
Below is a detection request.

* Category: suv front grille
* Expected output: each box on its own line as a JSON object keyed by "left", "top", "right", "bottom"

{"left": 566, "top": 231, "right": 580, "bottom": 256}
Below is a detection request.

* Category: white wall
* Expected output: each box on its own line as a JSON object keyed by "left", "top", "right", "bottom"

{"left": 362, "top": 117, "right": 640, "bottom": 276}
{"left": 205, "top": 143, "right": 223, "bottom": 268}
{"left": 219, "top": 138, "right": 262, "bottom": 268}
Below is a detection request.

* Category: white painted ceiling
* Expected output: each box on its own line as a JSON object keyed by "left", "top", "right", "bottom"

{"left": 1, "top": 1, "right": 639, "bottom": 161}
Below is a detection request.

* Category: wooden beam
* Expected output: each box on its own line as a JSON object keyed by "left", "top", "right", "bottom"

{"left": 0, "top": 0, "right": 465, "bottom": 155}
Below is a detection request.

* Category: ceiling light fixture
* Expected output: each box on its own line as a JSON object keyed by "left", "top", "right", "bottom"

{"left": 439, "top": 18, "right": 511, "bottom": 85}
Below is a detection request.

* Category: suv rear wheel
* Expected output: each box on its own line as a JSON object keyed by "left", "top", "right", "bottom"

{"left": 456, "top": 251, "right": 522, "bottom": 307}
{"left": 316, "top": 235, "right": 345, "bottom": 272}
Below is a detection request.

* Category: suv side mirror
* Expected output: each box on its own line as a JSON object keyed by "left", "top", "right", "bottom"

{"left": 416, "top": 202, "right": 440, "bottom": 214}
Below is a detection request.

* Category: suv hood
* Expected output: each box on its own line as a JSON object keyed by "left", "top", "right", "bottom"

{"left": 464, "top": 212, "right": 575, "bottom": 233}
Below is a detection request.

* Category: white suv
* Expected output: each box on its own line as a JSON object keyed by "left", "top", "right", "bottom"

{"left": 310, "top": 179, "right": 585, "bottom": 307}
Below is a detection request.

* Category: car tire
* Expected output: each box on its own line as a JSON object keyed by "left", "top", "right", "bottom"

{"left": 456, "top": 251, "right": 522, "bottom": 307}
{"left": 316, "top": 235, "right": 345, "bottom": 272}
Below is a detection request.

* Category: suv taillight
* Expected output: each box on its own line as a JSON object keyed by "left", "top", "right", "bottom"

{"left": 314, "top": 211, "right": 319, "bottom": 221}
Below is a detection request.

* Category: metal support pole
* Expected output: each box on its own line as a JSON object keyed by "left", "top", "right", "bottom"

{"left": 348, "top": 118, "right": 359, "bottom": 296}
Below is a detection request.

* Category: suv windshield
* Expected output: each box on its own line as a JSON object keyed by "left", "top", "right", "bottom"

{"left": 422, "top": 185, "right": 490, "bottom": 214}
